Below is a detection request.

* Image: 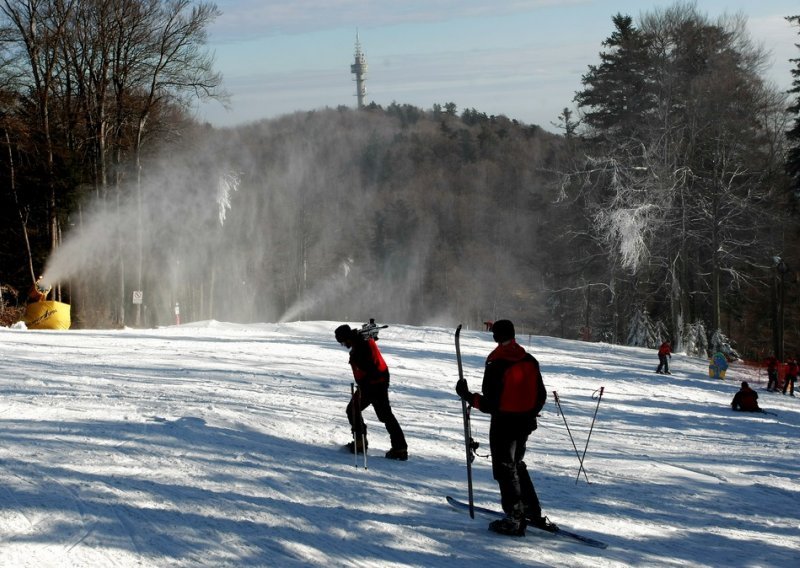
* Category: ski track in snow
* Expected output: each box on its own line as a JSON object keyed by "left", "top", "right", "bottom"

{"left": 0, "top": 321, "right": 799, "bottom": 567}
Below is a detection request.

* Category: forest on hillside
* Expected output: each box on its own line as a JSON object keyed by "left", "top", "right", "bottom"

{"left": 2, "top": 1, "right": 800, "bottom": 361}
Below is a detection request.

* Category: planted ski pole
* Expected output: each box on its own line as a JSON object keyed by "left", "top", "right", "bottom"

{"left": 576, "top": 386, "right": 604, "bottom": 485}
{"left": 351, "top": 383, "right": 358, "bottom": 469}
{"left": 455, "top": 324, "right": 475, "bottom": 518}
{"left": 349, "top": 383, "right": 367, "bottom": 470}
{"left": 358, "top": 387, "right": 368, "bottom": 470}
{"left": 553, "top": 390, "right": 590, "bottom": 484}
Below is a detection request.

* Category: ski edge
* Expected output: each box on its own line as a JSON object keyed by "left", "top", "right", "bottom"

{"left": 446, "top": 496, "right": 608, "bottom": 549}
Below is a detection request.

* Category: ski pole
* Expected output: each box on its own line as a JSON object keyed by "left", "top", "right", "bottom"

{"left": 576, "top": 386, "right": 604, "bottom": 485}
{"left": 351, "top": 383, "right": 358, "bottom": 469}
{"left": 358, "top": 387, "right": 368, "bottom": 470}
{"left": 554, "top": 390, "right": 590, "bottom": 484}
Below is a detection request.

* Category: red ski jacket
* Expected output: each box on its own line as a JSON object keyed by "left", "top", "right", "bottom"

{"left": 658, "top": 342, "right": 672, "bottom": 356}
{"left": 348, "top": 336, "right": 389, "bottom": 387}
{"left": 471, "top": 340, "right": 546, "bottom": 416}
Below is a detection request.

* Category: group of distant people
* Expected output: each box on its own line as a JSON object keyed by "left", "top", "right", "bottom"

{"left": 728, "top": 355, "right": 797, "bottom": 414}
{"left": 654, "top": 341, "right": 796, "bottom": 414}
{"left": 764, "top": 355, "right": 797, "bottom": 396}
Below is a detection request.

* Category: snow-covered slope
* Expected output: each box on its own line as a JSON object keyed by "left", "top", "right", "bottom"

{"left": 1, "top": 322, "right": 797, "bottom": 567}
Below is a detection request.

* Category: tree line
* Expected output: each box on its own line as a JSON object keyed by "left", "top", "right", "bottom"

{"left": 560, "top": 4, "right": 800, "bottom": 359}
{"left": 0, "top": 0, "right": 224, "bottom": 325}
{"left": 2, "top": 1, "right": 800, "bottom": 360}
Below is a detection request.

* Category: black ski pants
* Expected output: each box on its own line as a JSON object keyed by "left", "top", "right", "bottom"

{"left": 783, "top": 375, "right": 796, "bottom": 395}
{"left": 767, "top": 369, "right": 778, "bottom": 391}
{"left": 346, "top": 382, "right": 407, "bottom": 450}
{"left": 489, "top": 415, "right": 541, "bottom": 519}
{"left": 656, "top": 354, "right": 670, "bottom": 373}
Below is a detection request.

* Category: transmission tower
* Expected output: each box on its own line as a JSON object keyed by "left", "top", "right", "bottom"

{"left": 350, "top": 32, "right": 368, "bottom": 109}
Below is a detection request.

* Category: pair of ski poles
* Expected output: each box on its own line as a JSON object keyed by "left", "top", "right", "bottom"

{"left": 553, "top": 387, "right": 604, "bottom": 484}
{"left": 351, "top": 382, "right": 368, "bottom": 470}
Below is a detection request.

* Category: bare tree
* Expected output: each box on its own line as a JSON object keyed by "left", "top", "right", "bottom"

{"left": 1, "top": 0, "right": 76, "bottom": 292}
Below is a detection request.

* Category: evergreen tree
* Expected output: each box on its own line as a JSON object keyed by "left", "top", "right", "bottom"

{"left": 710, "top": 329, "right": 740, "bottom": 360}
{"left": 626, "top": 305, "right": 657, "bottom": 347}
{"left": 653, "top": 320, "right": 669, "bottom": 345}
{"left": 574, "top": 13, "right": 656, "bottom": 141}
{"left": 684, "top": 321, "right": 708, "bottom": 358}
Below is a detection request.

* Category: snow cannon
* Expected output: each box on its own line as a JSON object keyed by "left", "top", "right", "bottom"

{"left": 23, "top": 300, "right": 71, "bottom": 330}
{"left": 22, "top": 277, "right": 71, "bottom": 329}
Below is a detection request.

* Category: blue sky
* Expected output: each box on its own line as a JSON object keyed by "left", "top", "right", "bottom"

{"left": 196, "top": 1, "right": 799, "bottom": 132}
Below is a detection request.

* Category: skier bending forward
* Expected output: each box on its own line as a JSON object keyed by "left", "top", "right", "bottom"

{"left": 335, "top": 324, "right": 408, "bottom": 460}
{"left": 455, "top": 319, "right": 556, "bottom": 536}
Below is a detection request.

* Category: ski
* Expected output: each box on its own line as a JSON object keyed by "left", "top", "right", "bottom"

{"left": 446, "top": 496, "right": 608, "bottom": 549}
{"left": 455, "top": 324, "right": 476, "bottom": 518}
{"left": 356, "top": 319, "right": 387, "bottom": 340}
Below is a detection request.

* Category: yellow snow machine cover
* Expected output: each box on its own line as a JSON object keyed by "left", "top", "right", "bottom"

{"left": 23, "top": 300, "right": 71, "bottom": 330}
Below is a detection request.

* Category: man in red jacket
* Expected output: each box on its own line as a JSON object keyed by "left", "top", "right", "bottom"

{"left": 455, "top": 320, "right": 555, "bottom": 536}
{"left": 656, "top": 341, "right": 672, "bottom": 374}
{"left": 731, "top": 382, "right": 761, "bottom": 412}
{"left": 782, "top": 357, "right": 798, "bottom": 397}
{"left": 335, "top": 324, "right": 408, "bottom": 460}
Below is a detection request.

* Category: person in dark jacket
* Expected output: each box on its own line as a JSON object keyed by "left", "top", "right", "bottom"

{"left": 656, "top": 341, "right": 672, "bottom": 374}
{"left": 731, "top": 381, "right": 761, "bottom": 412}
{"left": 783, "top": 358, "right": 798, "bottom": 397}
{"left": 455, "top": 319, "right": 555, "bottom": 536}
{"left": 765, "top": 356, "right": 779, "bottom": 391}
{"left": 335, "top": 324, "right": 408, "bottom": 460}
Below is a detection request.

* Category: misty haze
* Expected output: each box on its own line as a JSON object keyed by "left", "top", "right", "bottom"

{"left": 42, "top": 108, "right": 557, "bottom": 330}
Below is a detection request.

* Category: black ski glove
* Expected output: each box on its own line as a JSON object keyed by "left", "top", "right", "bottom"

{"left": 455, "top": 379, "right": 472, "bottom": 401}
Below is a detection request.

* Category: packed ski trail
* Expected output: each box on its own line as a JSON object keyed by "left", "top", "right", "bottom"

{"left": 0, "top": 321, "right": 798, "bottom": 567}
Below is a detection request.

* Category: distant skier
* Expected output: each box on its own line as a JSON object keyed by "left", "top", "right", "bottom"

{"left": 731, "top": 382, "right": 761, "bottom": 412}
{"left": 334, "top": 324, "right": 408, "bottom": 460}
{"left": 782, "top": 357, "right": 798, "bottom": 397}
{"left": 455, "top": 319, "right": 555, "bottom": 536}
{"left": 765, "top": 356, "right": 779, "bottom": 391}
{"left": 656, "top": 341, "right": 672, "bottom": 374}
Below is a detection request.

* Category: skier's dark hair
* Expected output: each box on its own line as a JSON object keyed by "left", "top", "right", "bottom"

{"left": 335, "top": 324, "right": 353, "bottom": 343}
{"left": 492, "top": 319, "right": 515, "bottom": 343}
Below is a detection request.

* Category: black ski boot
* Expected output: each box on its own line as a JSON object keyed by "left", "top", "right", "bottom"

{"left": 385, "top": 448, "right": 408, "bottom": 461}
{"left": 527, "top": 515, "right": 558, "bottom": 533}
{"left": 489, "top": 516, "right": 526, "bottom": 536}
{"left": 345, "top": 437, "right": 367, "bottom": 454}
{"left": 489, "top": 504, "right": 526, "bottom": 536}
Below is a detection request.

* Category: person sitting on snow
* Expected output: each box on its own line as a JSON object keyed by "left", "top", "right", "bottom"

{"left": 731, "top": 381, "right": 761, "bottom": 412}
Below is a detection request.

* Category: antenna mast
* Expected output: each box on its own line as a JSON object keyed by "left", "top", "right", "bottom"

{"left": 350, "top": 32, "right": 368, "bottom": 109}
